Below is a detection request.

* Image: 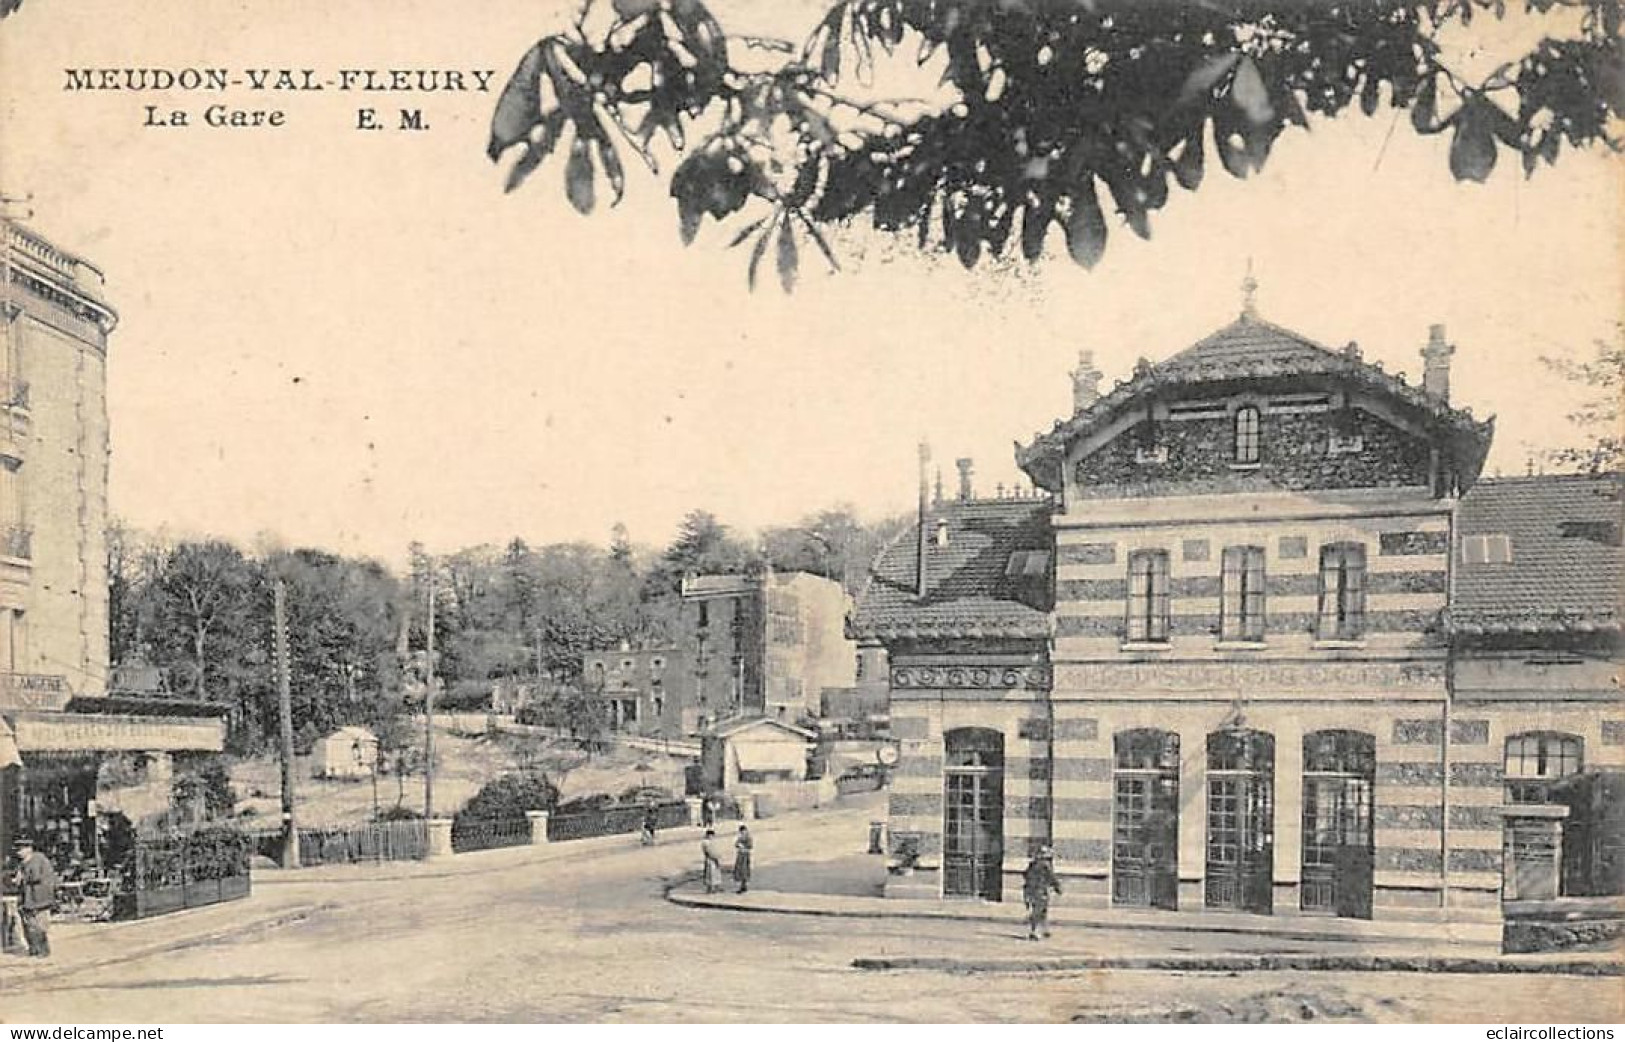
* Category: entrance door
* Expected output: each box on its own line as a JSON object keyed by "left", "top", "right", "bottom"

{"left": 1505, "top": 821, "right": 1562, "bottom": 901}
{"left": 1113, "top": 729, "right": 1179, "bottom": 910}
{"left": 943, "top": 727, "right": 1004, "bottom": 901}
{"left": 1301, "top": 730, "right": 1375, "bottom": 919}
{"left": 1206, "top": 729, "right": 1274, "bottom": 914}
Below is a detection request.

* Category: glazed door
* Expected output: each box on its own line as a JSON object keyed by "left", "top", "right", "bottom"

{"left": 1301, "top": 774, "right": 1374, "bottom": 919}
{"left": 1206, "top": 772, "right": 1274, "bottom": 913}
{"left": 943, "top": 768, "right": 1004, "bottom": 901}
{"left": 1113, "top": 772, "right": 1179, "bottom": 910}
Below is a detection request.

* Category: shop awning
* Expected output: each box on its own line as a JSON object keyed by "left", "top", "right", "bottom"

{"left": 732, "top": 740, "right": 808, "bottom": 774}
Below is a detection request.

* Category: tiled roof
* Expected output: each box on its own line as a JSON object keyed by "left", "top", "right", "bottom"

{"left": 850, "top": 498, "right": 1054, "bottom": 641}
{"left": 1451, "top": 473, "right": 1623, "bottom": 634}
{"left": 1016, "top": 314, "right": 1493, "bottom": 491}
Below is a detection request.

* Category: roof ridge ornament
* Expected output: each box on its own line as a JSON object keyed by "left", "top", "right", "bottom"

{"left": 1241, "top": 257, "right": 1259, "bottom": 320}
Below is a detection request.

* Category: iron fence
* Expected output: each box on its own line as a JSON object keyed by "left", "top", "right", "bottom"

{"left": 450, "top": 815, "right": 532, "bottom": 854}
{"left": 546, "top": 801, "right": 688, "bottom": 842}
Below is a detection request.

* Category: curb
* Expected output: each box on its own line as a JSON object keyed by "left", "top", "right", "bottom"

{"left": 0, "top": 902, "right": 330, "bottom": 989}
{"left": 664, "top": 887, "right": 1499, "bottom": 949}
{"left": 851, "top": 953, "right": 1625, "bottom": 977}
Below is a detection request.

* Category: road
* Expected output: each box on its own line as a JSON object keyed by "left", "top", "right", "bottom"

{"left": 5, "top": 802, "right": 1618, "bottom": 1023}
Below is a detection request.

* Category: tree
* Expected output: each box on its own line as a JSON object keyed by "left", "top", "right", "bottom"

{"left": 149, "top": 541, "right": 265, "bottom": 710}
{"left": 1542, "top": 327, "right": 1624, "bottom": 474}
{"left": 761, "top": 504, "right": 911, "bottom": 595}
{"left": 488, "top": 0, "right": 1622, "bottom": 288}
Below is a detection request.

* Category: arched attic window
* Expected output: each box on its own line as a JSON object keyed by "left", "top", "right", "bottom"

{"left": 1233, "top": 406, "right": 1261, "bottom": 465}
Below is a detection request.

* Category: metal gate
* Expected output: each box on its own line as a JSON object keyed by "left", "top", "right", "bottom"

{"left": 943, "top": 727, "right": 1004, "bottom": 901}
{"left": 1206, "top": 729, "right": 1274, "bottom": 914}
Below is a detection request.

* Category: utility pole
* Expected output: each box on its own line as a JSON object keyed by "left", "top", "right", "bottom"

{"left": 423, "top": 564, "right": 436, "bottom": 820}
{"left": 273, "top": 579, "right": 299, "bottom": 869}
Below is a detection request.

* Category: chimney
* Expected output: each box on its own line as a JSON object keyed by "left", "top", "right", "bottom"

{"left": 1071, "top": 350, "right": 1103, "bottom": 413}
{"left": 955, "top": 458, "right": 974, "bottom": 501}
{"left": 1422, "top": 324, "right": 1455, "bottom": 401}
{"left": 916, "top": 443, "right": 931, "bottom": 599}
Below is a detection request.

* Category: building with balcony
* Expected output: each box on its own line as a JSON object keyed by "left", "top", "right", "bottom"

{"left": 0, "top": 219, "right": 224, "bottom": 865}
{"left": 852, "top": 297, "right": 1622, "bottom": 926}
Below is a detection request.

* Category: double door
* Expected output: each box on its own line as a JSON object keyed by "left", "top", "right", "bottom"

{"left": 944, "top": 768, "right": 1004, "bottom": 901}
{"left": 1113, "top": 771, "right": 1178, "bottom": 910}
{"left": 1301, "top": 773, "right": 1374, "bottom": 919}
{"left": 1206, "top": 772, "right": 1274, "bottom": 914}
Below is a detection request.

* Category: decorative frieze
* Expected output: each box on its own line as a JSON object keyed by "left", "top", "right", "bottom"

{"left": 1377, "top": 848, "right": 1443, "bottom": 873}
{"left": 1182, "top": 539, "right": 1210, "bottom": 562}
{"left": 1058, "top": 660, "right": 1445, "bottom": 694}
{"left": 1376, "top": 761, "right": 1444, "bottom": 786}
{"left": 891, "top": 664, "right": 1051, "bottom": 690}
{"left": 1601, "top": 720, "right": 1625, "bottom": 746}
{"left": 1450, "top": 762, "right": 1503, "bottom": 788}
{"left": 1448, "top": 849, "right": 1502, "bottom": 873}
{"left": 1278, "top": 536, "right": 1308, "bottom": 560}
{"left": 1450, "top": 720, "right": 1490, "bottom": 745}
{"left": 1375, "top": 804, "right": 1443, "bottom": 829}
{"left": 1449, "top": 805, "right": 1503, "bottom": 831}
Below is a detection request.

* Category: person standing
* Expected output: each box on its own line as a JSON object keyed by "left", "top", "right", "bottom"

{"left": 1022, "top": 846, "right": 1062, "bottom": 941}
{"left": 732, "top": 824, "right": 753, "bottom": 894}
{"left": 640, "top": 803, "right": 659, "bottom": 846}
{"left": 700, "top": 828, "right": 723, "bottom": 894}
{"left": 700, "top": 795, "right": 716, "bottom": 829}
{"left": 12, "top": 836, "right": 58, "bottom": 958}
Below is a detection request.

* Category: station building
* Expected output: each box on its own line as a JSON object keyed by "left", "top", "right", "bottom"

{"left": 852, "top": 300, "right": 1621, "bottom": 923}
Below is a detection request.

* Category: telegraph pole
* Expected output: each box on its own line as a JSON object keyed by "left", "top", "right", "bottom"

{"left": 273, "top": 579, "right": 300, "bottom": 868}
{"left": 423, "top": 565, "right": 436, "bottom": 820}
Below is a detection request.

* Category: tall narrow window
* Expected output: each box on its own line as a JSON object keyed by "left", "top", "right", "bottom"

{"left": 1220, "top": 546, "right": 1267, "bottom": 642}
{"left": 1126, "top": 550, "right": 1170, "bottom": 643}
{"left": 1234, "top": 406, "right": 1261, "bottom": 464}
{"left": 1317, "top": 543, "right": 1367, "bottom": 640}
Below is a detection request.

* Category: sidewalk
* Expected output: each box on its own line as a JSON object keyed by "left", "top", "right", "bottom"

{"left": 664, "top": 859, "right": 1624, "bottom": 975}
{"left": 0, "top": 887, "right": 330, "bottom": 988}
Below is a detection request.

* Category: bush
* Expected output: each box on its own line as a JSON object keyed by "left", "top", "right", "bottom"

{"left": 374, "top": 805, "right": 423, "bottom": 822}
{"left": 457, "top": 772, "right": 559, "bottom": 822}
{"left": 554, "top": 793, "right": 615, "bottom": 816}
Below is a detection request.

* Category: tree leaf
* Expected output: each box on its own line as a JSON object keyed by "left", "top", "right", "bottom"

{"left": 1411, "top": 75, "right": 1438, "bottom": 133}
{"left": 595, "top": 138, "right": 626, "bottom": 205}
{"left": 1449, "top": 100, "right": 1498, "bottom": 182}
{"left": 1231, "top": 57, "right": 1273, "bottom": 124}
{"left": 747, "top": 224, "right": 772, "bottom": 291}
{"left": 565, "top": 136, "right": 596, "bottom": 214}
{"left": 488, "top": 42, "right": 546, "bottom": 161}
{"left": 777, "top": 218, "right": 799, "bottom": 293}
{"left": 1172, "top": 127, "right": 1205, "bottom": 191}
{"left": 1063, "top": 177, "right": 1108, "bottom": 269}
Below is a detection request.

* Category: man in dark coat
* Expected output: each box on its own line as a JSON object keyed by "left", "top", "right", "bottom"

{"left": 1022, "top": 846, "right": 1061, "bottom": 941}
{"left": 732, "top": 824, "right": 753, "bottom": 893}
{"left": 12, "top": 836, "right": 58, "bottom": 958}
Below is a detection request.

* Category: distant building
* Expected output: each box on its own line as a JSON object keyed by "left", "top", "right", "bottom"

{"left": 699, "top": 716, "right": 816, "bottom": 792}
{"left": 0, "top": 219, "right": 224, "bottom": 862}
{"left": 312, "top": 726, "right": 379, "bottom": 779}
{"left": 582, "top": 570, "right": 858, "bottom": 739}
{"left": 854, "top": 301, "right": 1622, "bottom": 925}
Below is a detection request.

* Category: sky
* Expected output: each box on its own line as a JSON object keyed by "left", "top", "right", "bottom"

{"left": 1, "top": 1, "right": 1619, "bottom": 564}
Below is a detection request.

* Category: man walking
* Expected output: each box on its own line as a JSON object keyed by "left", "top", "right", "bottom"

{"left": 732, "top": 824, "right": 753, "bottom": 894}
{"left": 700, "top": 828, "right": 723, "bottom": 893}
{"left": 12, "top": 836, "right": 57, "bottom": 958}
{"left": 1022, "top": 845, "right": 1061, "bottom": 941}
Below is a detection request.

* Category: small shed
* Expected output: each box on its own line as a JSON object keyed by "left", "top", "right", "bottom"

{"left": 312, "top": 726, "right": 378, "bottom": 779}
{"left": 700, "top": 717, "right": 816, "bottom": 792}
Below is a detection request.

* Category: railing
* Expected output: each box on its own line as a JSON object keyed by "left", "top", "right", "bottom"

{"left": 255, "top": 820, "right": 429, "bottom": 866}
{"left": 1, "top": 526, "right": 30, "bottom": 560}
{"left": 450, "top": 815, "right": 532, "bottom": 854}
{"left": 6, "top": 221, "right": 104, "bottom": 286}
{"left": 121, "top": 827, "right": 252, "bottom": 920}
{"left": 546, "top": 801, "right": 688, "bottom": 842}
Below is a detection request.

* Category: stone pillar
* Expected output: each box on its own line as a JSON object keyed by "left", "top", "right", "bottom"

{"left": 526, "top": 810, "right": 550, "bottom": 846}
{"left": 1272, "top": 720, "right": 1304, "bottom": 914}
{"left": 1178, "top": 740, "right": 1206, "bottom": 910}
{"left": 685, "top": 796, "right": 703, "bottom": 826}
{"left": 425, "top": 817, "right": 454, "bottom": 859}
{"left": 738, "top": 793, "right": 758, "bottom": 821}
